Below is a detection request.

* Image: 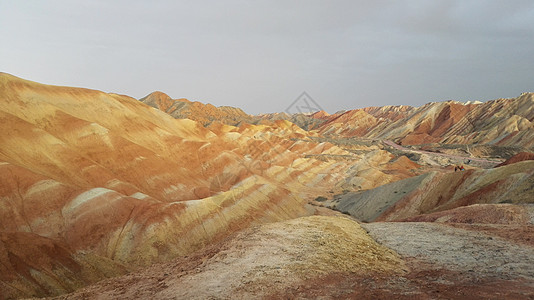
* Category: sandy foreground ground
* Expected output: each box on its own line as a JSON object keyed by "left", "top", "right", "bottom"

{"left": 360, "top": 222, "right": 534, "bottom": 299}
{"left": 38, "top": 213, "right": 534, "bottom": 300}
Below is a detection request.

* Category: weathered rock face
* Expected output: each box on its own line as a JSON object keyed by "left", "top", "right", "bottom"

{"left": 317, "top": 95, "right": 534, "bottom": 148}
{"left": 0, "top": 73, "right": 422, "bottom": 298}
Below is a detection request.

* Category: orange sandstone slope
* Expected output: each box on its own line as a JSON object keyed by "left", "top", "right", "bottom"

{"left": 318, "top": 95, "right": 534, "bottom": 148}
{"left": 0, "top": 73, "right": 303, "bottom": 297}
{"left": 0, "top": 73, "right": 420, "bottom": 298}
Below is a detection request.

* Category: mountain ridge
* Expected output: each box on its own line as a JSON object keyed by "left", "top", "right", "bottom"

{"left": 139, "top": 84, "right": 533, "bottom": 148}
{"left": 139, "top": 91, "right": 253, "bottom": 126}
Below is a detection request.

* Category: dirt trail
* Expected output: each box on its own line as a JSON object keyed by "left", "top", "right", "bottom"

{"left": 383, "top": 140, "right": 503, "bottom": 167}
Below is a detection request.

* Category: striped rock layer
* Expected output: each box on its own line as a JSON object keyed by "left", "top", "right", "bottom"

{"left": 318, "top": 95, "right": 534, "bottom": 148}
{"left": 0, "top": 73, "right": 418, "bottom": 298}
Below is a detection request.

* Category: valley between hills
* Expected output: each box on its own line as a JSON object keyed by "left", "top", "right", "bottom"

{"left": 1, "top": 72, "right": 534, "bottom": 299}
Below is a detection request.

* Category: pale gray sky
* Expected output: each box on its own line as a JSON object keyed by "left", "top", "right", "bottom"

{"left": 1, "top": 1, "right": 533, "bottom": 114}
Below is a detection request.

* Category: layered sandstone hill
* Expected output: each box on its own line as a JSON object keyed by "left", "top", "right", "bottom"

{"left": 138, "top": 92, "right": 331, "bottom": 130}
{"left": 139, "top": 91, "right": 255, "bottom": 126}
{"left": 318, "top": 95, "right": 534, "bottom": 148}
{"left": 0, "top": 73, "right": 422, "bottom": 299}
{"left": 3, "top": 73, "right": 534, "bottom": 299}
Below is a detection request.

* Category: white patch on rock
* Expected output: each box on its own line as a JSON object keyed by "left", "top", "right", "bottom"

{"left": 66, "top": 187, "right": 114, "bottom": 212}
{"left": 24, "top": 180, "right": 62, "bottom": 197}
{"left": 130, "top": 192, "right": 149, "bottom": 200}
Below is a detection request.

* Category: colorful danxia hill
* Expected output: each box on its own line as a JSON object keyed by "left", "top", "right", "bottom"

{"left": 1, "top": 73, "right": 533, "bottom": 299}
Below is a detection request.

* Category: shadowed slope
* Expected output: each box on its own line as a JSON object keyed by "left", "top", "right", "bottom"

{"left": 328, "top": 160, "right": 534, "bottom": 222}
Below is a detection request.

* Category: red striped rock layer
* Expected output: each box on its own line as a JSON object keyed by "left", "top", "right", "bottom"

{"left": 331, "top": 160, "right": 534, "bottom": 222}
{"left": 318, "top": 94, "right": 534, "bottom": 148}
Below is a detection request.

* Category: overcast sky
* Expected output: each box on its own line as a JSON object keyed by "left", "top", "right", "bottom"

{"left": 1, "top": 1, "right": 533, "bottom": 114}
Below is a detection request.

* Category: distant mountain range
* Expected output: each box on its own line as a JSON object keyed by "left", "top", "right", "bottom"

{"left": 140, "top": 90, "right": 534, "bottom": 148}
{"left": 316, "top": 96, "right": 534, "bottom": 148}
{"left": 139, "top": 91, "right": 255, "bottom": 126}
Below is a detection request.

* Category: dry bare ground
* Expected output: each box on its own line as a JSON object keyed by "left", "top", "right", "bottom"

{"left": 362, "top": 222, "right": 534, "bottom": 283}
{"left": 43, "top": 213, "right": 534, "bottom": 300}
{"left": 49, "top": 215, "right": 404, "bottom": 300}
